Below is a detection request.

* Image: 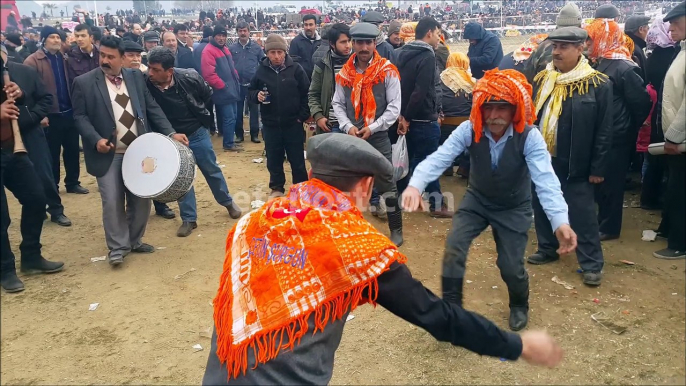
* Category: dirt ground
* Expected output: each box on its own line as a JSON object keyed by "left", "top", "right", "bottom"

{"left": 1, "top": 128, "right": 684, "bottom": 385}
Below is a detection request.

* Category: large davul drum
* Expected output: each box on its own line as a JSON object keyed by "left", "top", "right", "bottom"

{"left": 122, "top": 133, "right": 196, "bottom": 203}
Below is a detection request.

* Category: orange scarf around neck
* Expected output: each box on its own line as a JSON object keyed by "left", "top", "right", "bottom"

{"left": 336, "top": 52, "right": 399, "bottom": 128}
{"left": 213, "top": 179, "right": 407, "bottom": 380}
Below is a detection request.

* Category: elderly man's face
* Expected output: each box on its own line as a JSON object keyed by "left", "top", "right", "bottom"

{"left": 214, "top": 33, "right": 228, "bottom": 46}
{"left": 669, "top": 16, "right": 686, "bottom": 42}
{"left": 162, "top": 32, "right": 177, "bottom": 52}
{"left": 44, "top": 33, "right": 62, "bottom": 52}
{"left": 267, "top": 49, "right": 285, "bottom": 66}
{"left": 552, "top": 41, "right": 584, "bottom": 73}
{"left": 145, "top": 40, "right": 158, "bottom": 51}
{"left": 133, "top": 24, "right": 142, "bottom": 35}
{"left": 636, "top": 24, "right": 649, "bottom": 40}
{"left": 481, "top": 103, "right": 515, "bottom": 135}
{"left": 122, "top": 51, "right": 142, "bottom": 69}
{"left": 389, "top": 32, "right": 401, "bottom": 45}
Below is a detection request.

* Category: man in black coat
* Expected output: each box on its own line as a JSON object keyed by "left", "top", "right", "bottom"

{"left": 288, "top": 14, "right": 321, "bottom": 80}
{"left": 463, "top": 22, "right": 503, "bottom": 79}
{"left": 624, "top": 15, "right": 651, "bottom": 85}
{"left": 72, "top": 36, "right": 188, "bottom": 267}
{"left": 1, "top": 51, "right": 64, "bottom": 293}
{"left": 250, "top": 34, "right": 310, "bottom": 199}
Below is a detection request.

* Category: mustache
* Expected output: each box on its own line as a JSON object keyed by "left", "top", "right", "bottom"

{"left": 102, "top": 63, "right": 111, "bottom": 69}
{"left": 486, "top": 118, "right": 509, "bottom": 126}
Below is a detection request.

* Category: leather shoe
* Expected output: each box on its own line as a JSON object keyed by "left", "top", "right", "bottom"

{"left": 108, "top": 255, "right": 124, "bottom": 267}
{"left": 20, "top": 257, "right": 64, "bottom": 275}
{"left": 1, "top": 273, "right": 25, "bottom": 293}
{"left": 156, "top": 207, "right": 176, "bottom": 219}
{"left": 132, "top": 243, "right": 155, "bottom": 253}
{"left": 526, "top": 251, "right": 559, "bottom": 265}
{"left": 582, "top": 271, "right": 602, "bottom": 286}
{"left": 251, "top": 136, "right": 261, "bottom": 143}
{"left": 177, "top": 221, "right": 198, "bottom": 237}
{"left": 226, "top": 202, "right": 243, "bottom": 219}
{"left": 599, "top": 233, "right": 619, "bottom": 241}
{"left": 51, "top": 214, "right": 72, "bottom": 227}
{"left": 235, "top": 137, "right": 244, "bottom": 143}
{"left": 66, "top": 185, "right": 89, "bottom": 194}
{"left": 430, "top": 205, "right": 453, "bottom": 218}
{"left": 509, "top": 306, "right": 529, "bottom": 331}
{"left": 390, "top": 229, "right": 403, "bottom": 247}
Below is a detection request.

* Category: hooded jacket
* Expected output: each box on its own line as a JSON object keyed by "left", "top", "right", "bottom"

{"left": 396, "top": 40, "right": 440, "bottom": 121}
{"left": 463, "top": 23, "right": 503, "bottom": 79}
{"left": 289, "top": 30, "right": 322, "bottom": 80}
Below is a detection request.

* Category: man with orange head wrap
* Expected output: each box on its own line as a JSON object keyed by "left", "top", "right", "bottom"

{"left": 402, "top": 69, "right": 577, "bottom": 331}
{"left": 585, "top": 16, "right": 651, "bottom": 242}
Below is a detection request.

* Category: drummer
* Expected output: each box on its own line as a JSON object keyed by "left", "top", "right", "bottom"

{"left": 145, "top": 47, "right": 243, "bottom": 237}
{"left": 72, "top": 36, "right": 189, "bottom": 267}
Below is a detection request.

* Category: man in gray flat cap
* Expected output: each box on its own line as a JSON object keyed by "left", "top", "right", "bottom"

{"left": 594, "top": 4, "right": 619, "bottom": 19}
{"left": 331, "top": 22, "right": 404, "bottom": 246}
{"left": 360, "top": 11, "right": 396, "bottom": 62}
{"left": 201, "top": 133, "right": 564, "bottom": 385}
{"left": 528, "top": 27, "right": 613, "bottom": 287}
{"left": 625, "top": 15, "right": 651, "bottom": 83}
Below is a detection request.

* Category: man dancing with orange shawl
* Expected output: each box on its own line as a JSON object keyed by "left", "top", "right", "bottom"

{"left": 585, "top": 16, "right": 651, "bottom": 241}
{"left": 203, "top": 133, "right": 564, "bottom": 385}
{"left": 331, "top": 22, "right": 404, "bottom": 247}
{"left": 402, "top": 69, "right": 577, "bottom": 331}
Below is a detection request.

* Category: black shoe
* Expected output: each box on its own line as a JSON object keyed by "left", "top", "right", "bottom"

{"left": 582, "top": 271, "right": 602, "bottom": 286}
{"left": 235, "top": 137, "right": 244, "bottom": 143}
{"left": 441, "top": 276, "right": 463, "bottom": 307}
{"left": 1, "top": 273, "right": 25, "bottom": 293}
{"left": 223, "top": 146, "right": 243, "bottom": 152}
{"left": 132, "top": 243, "right": 155, "bottom": 253}
{"left": 108, "top": 254, "right": 124, "bottom": 267}
{"left": 509, "top": 306, "right": 529, "bottom": 331}
{"left": 156, "top": 207, "right": 176, "bottom": 219}
{"left": 390, "top": 229, "right": 403, "bottom": 247}
{"left": 20, "top": 257, "right": 64, "bottom": 275}
{"left": 251, "top": 136, "right": 261, "bottom": 143}
{"left": 526, "top": 251, "right": 559, "bottom": 265}
{"left": 66, "top": 184, "right": 89, "bottom": 194}
{"left": 177, "top": 221, "right": 198, "bottom": 237}
{"left": 51, "top": 214, "right": 72, "bottom": 227}
{"left": 507, "top": 280, "right": 529, "bottom": 331}
{"left": 226, "top": 202, "right": 243, "bottom": 219}
{"left": 599, "top": 233, "right": 619, "bottom": 241}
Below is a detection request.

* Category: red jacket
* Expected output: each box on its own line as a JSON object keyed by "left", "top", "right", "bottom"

{"left": 636, "top": 84, "right": 657, "bottom": 153}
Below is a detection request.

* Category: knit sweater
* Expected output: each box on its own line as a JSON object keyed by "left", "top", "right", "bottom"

{"left": 662, "top": 40, "right": 685, "bottom": 144}
{"left": 45, "top": 50, "right": 72, "bottom": 113}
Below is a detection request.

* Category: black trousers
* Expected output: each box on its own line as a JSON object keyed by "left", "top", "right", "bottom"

{"left": 45, "top": 114, "right": 81, "bottom": 189}
{"left": 442, "top": 190, "right": 530, "bottom": 288}
{"left": 641, "top": 152, "right": 666, "bottom": 208}
{"left": 533, "top": 176, "right": 604, "bottom": 273}
{"left": 1, "top": 150, "right": 46, "bottom": 276}
{"left": 236, "top": 85, "right": 260, "bottom": 140}
{"left": 263, "top": 121, "right": 308, "bottom": 193}
{"left": 658, "top": 155, "right": 685, "bottom": 251}
{"left": 595, "top": 145, "right": 633, "bottom": 236}
{"left": 23, "top": 127, "right": 65, "bottom": 217}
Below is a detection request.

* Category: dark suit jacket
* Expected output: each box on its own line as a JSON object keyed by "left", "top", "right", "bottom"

{"left": 72, "top": 67, "right": 175, "bottom": 178}
{"left": 7, "top": 62, "right": 53, "bottom": 135}
{"left": 176, "top": 45, "right": 195, "bottom": 69}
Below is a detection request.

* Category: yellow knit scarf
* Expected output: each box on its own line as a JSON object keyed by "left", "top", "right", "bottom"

{"left": 533, "top": 56, "right": 607, "bottom": 154}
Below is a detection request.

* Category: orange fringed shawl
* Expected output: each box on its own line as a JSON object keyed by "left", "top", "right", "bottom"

{"left": 336, "top": 52, "right": 399, "bottom": 128}
{"left": 469, "top": 69, "right": 536, "bottom": 144}
{"left": 213, "top": 179, "right": 407, "bottom": 380}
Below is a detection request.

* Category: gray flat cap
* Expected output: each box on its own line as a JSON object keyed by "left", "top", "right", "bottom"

{"left": 123, "top": 40, "right": 144, "bottom": 52}
{"left": 546, "top": 26, "right": 588, "bottom": 43}
{"left": 307, "top": 134, "right": 394, "bottom": 193}
{"left": 143, "top": 30, "right": 160, "bottom": 42}
{"left": 594, "top": 4, "right": 619, "bottom": 19}
{"left": 361, "top": 11, "right": 384, "bottom": 24}
{"left": 625, "top": 15, "right": 651, "bottom": 32}
{"left": 664, "top": 1, "right": 686, "bottom": 22}
{"left": 350, "top": 22, "right": 379, "bottom": 40}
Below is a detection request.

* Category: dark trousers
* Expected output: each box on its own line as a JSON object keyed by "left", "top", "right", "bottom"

{"left": 45, "top": 114, "right": 81, "bottom": 189}
{"left": 595, "top": 145, "right": 633, "bottom": 236}
{"left": 641, "top": 152, "right": 666, "bottom": 208}
{"left": 533, "top": 175, "right": 604, "bottom": 273}
{"left": 1, "top": 150, "right": 46, "bottom": 276}
{"left": 442, "top": 190, "right": 530, "bottom": 289}
{"left": 23, "top": 128, "right": 65, "bottom": 217}
{"left": 401, "top": 121, "right": 444, "bottom": 210}
{"left": 658, "top": 155, "right": 685, "bottom": 251}
{"left": 153, "top": 200, "right": 169, "bottom": 214}
{"left": 263, "top": 121, "right": 308, "bottom": 193}
{"left": 236, "top": 85, "right": 259, "bottom": 140}
{"left": 207, "top": 100, "right": 216, "bottom": 133}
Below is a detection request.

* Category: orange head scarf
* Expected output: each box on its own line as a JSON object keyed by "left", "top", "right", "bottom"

{"left": 441, "top": 52, "right": 475, "bottom": 94}
{"left": 469, "top": 69, "right": 536, "bottom": 143}
{"left": 585, "top": 18, "right": 632, "bottom": 61}
{"left": 624, "top": 33, "right": 635, "bottom": 56}
{"left": 446, "top": 52, "right": 470, "bottom": 70}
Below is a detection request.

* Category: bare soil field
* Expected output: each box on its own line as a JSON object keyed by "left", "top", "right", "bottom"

{"left": 2, "top": 116, "right": 685, "bottom": 385}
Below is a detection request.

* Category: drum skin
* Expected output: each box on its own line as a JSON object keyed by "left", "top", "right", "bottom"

{"left": 122, "top": 133, "right": 196, "bottom": 203}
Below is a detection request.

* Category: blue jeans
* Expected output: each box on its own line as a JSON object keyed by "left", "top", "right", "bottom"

{"left": 216, "top": 103, "right": 237, "bottom": 148}
{"left": 178, "top": 128, "right": 234, "bottom": 222}
{"left": 236, "top": 86, "right": 260, "bottom": 139}
{"left": 405, "top": 121, "right": 443, "bottom": 210}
